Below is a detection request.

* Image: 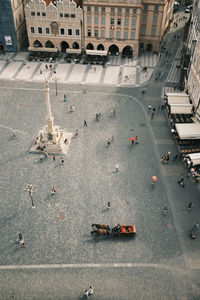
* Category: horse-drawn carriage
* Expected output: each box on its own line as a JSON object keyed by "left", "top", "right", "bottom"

{"left": 112, "top": 224, "right": 136, "bottom": 235}
{"left": 91, "top": 224, "right": 136, "bottom": 236}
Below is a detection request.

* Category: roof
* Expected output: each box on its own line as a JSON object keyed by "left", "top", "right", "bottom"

{"left": 167, "top": 93, "right": 190, "bottom": 104}
{"left": 175, "top": 124, "right": 200, "bottom": 140}
{"left": 43, "top": 0, "right": 82, "bottom": 7}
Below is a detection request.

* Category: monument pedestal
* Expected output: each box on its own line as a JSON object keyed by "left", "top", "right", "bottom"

{"left": 30, "top": 80, "right": 72, "bottom": 155}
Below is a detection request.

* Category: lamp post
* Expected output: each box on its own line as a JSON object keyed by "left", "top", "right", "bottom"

{"left": 52, "top": 76, "right": 60, "bottom": 96}
{"left": 24, "top": 184, "right": 36, "bottom": 208}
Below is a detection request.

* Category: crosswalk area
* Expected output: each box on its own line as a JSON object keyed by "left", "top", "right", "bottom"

{"left": 0, "top": 51, "right": 159, "bottom": 87}
{"left": 165, "top": 61, "right": 181, "bottom": 83}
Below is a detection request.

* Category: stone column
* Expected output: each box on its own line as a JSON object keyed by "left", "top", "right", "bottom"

{"left": 45, "top": 80, "right": 54, "bottom": 133}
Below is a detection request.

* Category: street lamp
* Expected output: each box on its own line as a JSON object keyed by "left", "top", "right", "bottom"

{"left": 52, "top": 75, "right": 60, "bottom": 96}
{"left": 24, "top": 184, "right": 36, "bottom": 208}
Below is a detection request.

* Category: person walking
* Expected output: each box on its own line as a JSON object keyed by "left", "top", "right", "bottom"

{"left": 63, "top": 94, "right": 67, "bottom": 102}
{"left": 115, "top": 164, "right": 119, "bottom": 172}
{"left": 135, "top": 136, "right": 138, "bottom": 144}
{"left": 84, "top": 290, "right": 89, "bottom": 298}
{"left": 75, "top": 129, "right": 79, "bottom": 136}
{"left": 51, "top": 187, "right": 56, "bottom": 195}
{"left": 84, "top": 120, "right": 87, "bottom": 127}
{"left": 53, "top": 154, "right": 55, "bottom": 161}
{"left": 187, "top": 202, "right": 193, "bottom": 210}
{"left": 61, "top": 156, "right": 64, "bottom": 164}
{"left": 89, "top": 286, "right": 94, "bottom": 295}
{"left": 148, "top": 105, "right": 152, "bottom": 112}
{"left": 177, "top": 175, "right": 184, "bottom": 187}
{"left": 108, "top": 202, "right": 111, "bottom": 209}
{"left": 19, "top": 234, "right": 25, "bottom": 248}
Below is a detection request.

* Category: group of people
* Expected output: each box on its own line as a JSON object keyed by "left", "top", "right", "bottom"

{"left": 84, "top": 286, "right": 94, "bottom": 298}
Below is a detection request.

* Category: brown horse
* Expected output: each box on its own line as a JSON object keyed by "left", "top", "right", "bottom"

{"left": 91, "top": 229, "right": 110, "bottom": 235}
{"left": 92, "top": 224, "right": 110, "bottom": 230}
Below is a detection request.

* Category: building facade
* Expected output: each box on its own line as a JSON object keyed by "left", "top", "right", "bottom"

{"left": 0, "top": 0, "right": 27, "bottom": 53}
{"left": 25, "top": 0, "right": 83, "bottom": 52}
{"left": 185, "top": 0, "right": 200, "bottom": 110}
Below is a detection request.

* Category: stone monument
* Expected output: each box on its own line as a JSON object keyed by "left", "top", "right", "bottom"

{"left": 30, "top": 80, "right": 72, "bottom": 154}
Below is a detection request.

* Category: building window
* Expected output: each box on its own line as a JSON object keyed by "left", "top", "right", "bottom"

{"left": 71, "top": 14, "right": 76, "bottom": 18}
{"left": 95, "top": 29, "right": 98, "bottom": 37}
{"left": 60, "top": 28, "right": 65, "bottom": 35}
{"left": 143, "top": 15, "right": 147, "bottom": 23}
{"left": 87, "top": 6, "right": 91, "bottom": 12}
{"left": 64, "top": 14, "right": 69, "bottom": 17}
{"left": 30, "top": 26, "right": 35, "bottom": 34}
{"left": 117, "top": 18, "right": 121, "bottom": 25}
{"left": 88, "top": 29, "right": 91, "bottom": 37}
{"left": 101, "top": 17, "right": 105, "bottom": 25}
{"left": 110, "top": 18, "right": 114, "bottom": 25}
{"left": 68, "top": 29, "right": 72, "bottom": 36}
{"left": 38, "top": 27, "right": 42, "bottom": 34}
{"left": 60, "top": 13, "right": 63, "bottom": 17}
{"left": 37, "top": 12, "right": 40, "bottom": 16}
{"left": 124, "top": 18, "right": 129, "bottom": 26}
{"left": 133, "top": 8, "right": 137, "bottom": 14}
{"left": 102, "top": 7, "right": 105, "bottom": 13}
{"left": 131, "top": 31, "right": 135, "bottom": 40}
{"left": 95, "top": 6, "right": 98, "bottom": 12}
{"left": 110, "top": 30, "right": 114, "bottom": 38}
{"left": 31, "top": 12, "right": 35, "bottom": 16}
{"left": 132, "top": 18, "right": 136, "bottom": 27}
{"left": 87, "top": 16, "right": 91, "bottom": 24}
{"left": 153, "top": 15, "right": 157, "bottom": 24}
{"left": 144, "top": 5, "right": 148, "bottom": 11}
{"left": 141, "top": 26, "right": 146, "bottom": 35}
{"left": 94, "top": 16, "right": 99, "bottom": 25}
{"left": 125, "top": 8, "right": 129, "bottom": 14}
{"left": 46, "top": 27, "right": 50, "bottom": 34}
{"left": 76, "top": 29, "right": 80, "bottom": 36}
{"left": 151, "top": 27, "right": 156, "bottom": 36}
{"left": 116, "top": 31, "right": 121, "bottom": 39}
{"left": 101, "top": 30, "right": 105, "bottom": 37}
{"left": 124, "top": 31, "right": 128, "bottom": 39}
{"left": 118, "top": 8, "right": 122, "bottom": 14}
{"left": 154, "top": 5, "right": 159, "bottom": 11}
{"left": 111, "top": 7, "right": 115, "bottom": 13}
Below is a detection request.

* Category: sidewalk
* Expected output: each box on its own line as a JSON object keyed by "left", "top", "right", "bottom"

{"left": 0, "top": 51, "right": 158, "bottom": 87}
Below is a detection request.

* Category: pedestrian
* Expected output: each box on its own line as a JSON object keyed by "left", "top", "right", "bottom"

{"left": 131, "top": 138, "right": 135, "bottom": 145}
{"left": 40, "top": 69, "right": 42, "bottom": 75}
{"left": 153, "top": 108, "right": 156, "bottom": 112}
{"left": 194, "top": 222, "right": 199, "bottom": 230}
{"left": 155, "top": 77, "right": 158, "bottom": 81}
{"left": 69, "top": 106, "right": 73, "bottom": 112}
{"left": 61, "top": 156, "right": 64, "bottom": 164}
{"left": 51, "top": 187, "right": 56, "bottom": 195}
{"left": 46, "top": 64, "right": 48, "bottom": 69}
{"left": 107, "top": 139, "right": 111, "bottom": 146}
{"left": 108, "top": 202, "right": 111, "bottom": 209}
{"left": 115, "top": 164, "right": 119, "bottom": 172}
{"left": 148, "top": 105, "right": 152, "bottom": 112}
{"left": 40, "top": 155, "right": 43, "bottom": 162}
{"left": 75, "top": 129, "right": 79, "bottom": 136}
{"left": 72, "top": 105, "right": 75, "bottom": 111}
{"left": 177, "top": 176, "right": 184, "bottom": 187}
{"left": 84, "top": 290, "right": 89, "bottom": 298}
{"left": 45, "top": 151, "right": 49, "bottom": 158}
{"left": 89, "top": 286, "right": 94, "bottom": 295}
{"left": 84, "top": 120, "right": 87, "bottom": 127}
{"left": 19, "top": 234, "right": 25, "bottom": 248}
{"left": 64, "top": 94, "right": 67, "bottom": 102}
{"left": 13, "top": 130, "right": 16, "bottom": 137}
{"left": 135, "top": 136, "right": 138, "bottom": 144}
{"left": 151, "top": 112, "right": 155, "bottom": 120}
{"left": 187, "top": 202, "right": 193, "bottom": 210}
{"left": 53, "top": 154, "right": 55, "bottom": 161}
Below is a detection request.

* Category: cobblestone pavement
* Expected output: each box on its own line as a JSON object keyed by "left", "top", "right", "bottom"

{"left": 0, "top": 8, "right": 200, "bottom": 300}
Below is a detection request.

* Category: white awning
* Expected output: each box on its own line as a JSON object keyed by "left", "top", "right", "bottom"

{"left": 175, "top": 124, "right": 200, "bottom": 139}
{"left": 28, "top": 47, "right": 58, "bottom": 53}
{"left": 86, "top": 50, "right": 107, "bottom": 56}
{"left": 66, "top": 49, "right": 82, "bottom": 54}
{"left": 188, "top": 153, "right": 200, "bottom": 166}
{"left": 167, "top": 93, "right": 190, "bottom": 104}
{"left": 170, "top": 104, "right": 193, "bottom": 114}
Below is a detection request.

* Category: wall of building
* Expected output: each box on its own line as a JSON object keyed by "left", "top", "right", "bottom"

{"left": 25, "top": 0, "right": 83, "bottom": 51}
{"left": 0, "top": 0, "right": 18, "bottom": 52}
